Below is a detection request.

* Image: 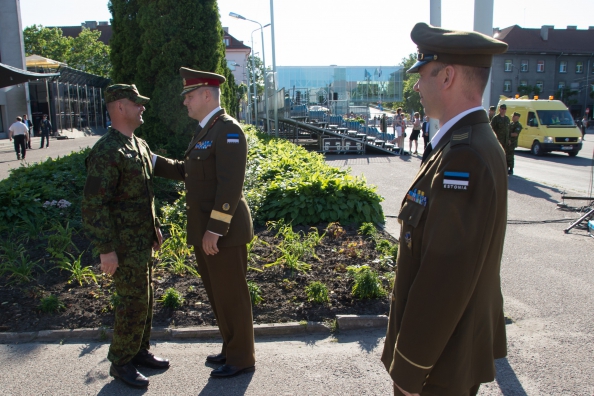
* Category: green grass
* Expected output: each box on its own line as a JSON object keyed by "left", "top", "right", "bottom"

{"left": 247, "top": 281, "right": 263, "bottom": 305}
{"left": 39, "top": 295, "right": 65, "bottom": 313}
{"left": 305, "top": 281, "right": 330, "bottom": 304}
{"left": 347, "top": 265, "right": 387, "bottom": 299}
{"left": 159, "top": 287, "right": 184, "bottom": 309}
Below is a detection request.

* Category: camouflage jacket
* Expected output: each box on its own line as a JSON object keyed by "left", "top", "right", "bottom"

{"left": 509, "top": 121, "right": 522, "bottom": 148}
{"left": 490, "top": 114, "right": 510, "bottom": 146}
{"left": 82, "top": 127, "right": 159, "bottom": 254}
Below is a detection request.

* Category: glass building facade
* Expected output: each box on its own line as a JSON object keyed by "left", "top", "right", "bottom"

{"left": 277, "top": 65, "right": 404, "bottom": 114}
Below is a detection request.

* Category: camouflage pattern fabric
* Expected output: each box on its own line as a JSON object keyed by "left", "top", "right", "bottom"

{"left": 506, "top": 121, "right": 523, "bottom": 169}
{"left": 107, "top": 248, "right": 154, "bottom": 365}
{"left": 490, "top": 114, "right": 510, "bottom": 148}
{"left": 104, "top": 84, "right": 150, "bottom": 105}
{"left": 81, "top": 127, "right": 159, "bottom": 365}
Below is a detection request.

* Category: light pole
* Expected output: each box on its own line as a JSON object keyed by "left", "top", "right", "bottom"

{"left": 230, "top": 12, "right": 270, "bottom": 132}
{"left": 270, "top": 0, "right": 278, "bottom": 137}
{"left": 250, "top": 24, "right": 270, "bottom": 126}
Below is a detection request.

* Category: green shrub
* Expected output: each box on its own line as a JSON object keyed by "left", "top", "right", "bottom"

{"left": 244, "top": 125, "right": 384, "bottom": 225}
{"left": 155, "top": 223, "right": 198, "bottom": 277}
{"left": 358, "top": 222, "right": 378, "bottom": 239}
{"left": 54, "top": 252, "right": 97, "bottom": 286}
{"left": 376, "top": 239, "right": 398, "bottom": 259}
{"left": 40, "top": 295, "right": 65, "bottom": 313}
{"left": 0, "top": 253, "right": 43, "bottom": 285}
{"left": 247, "top": 280, "right": 263, "bottom": 305}
{"left": 46, "top": 222, "right": 79, "bottom": 262}
{"left": 159, "top": 287, "right": 185, "bottom": 309}
{"left": 347, "top": 265, "right": 387, "bottom": 299}
{"left": 305, "top": 281, "right": 329, "bottom": 304}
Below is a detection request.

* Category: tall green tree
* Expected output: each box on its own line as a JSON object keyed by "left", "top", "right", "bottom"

{"left": 23, "top": 25, "right": 111, "bottom": 77}
{"left": 109, "top": 0, "right": 236, "bottom": 157}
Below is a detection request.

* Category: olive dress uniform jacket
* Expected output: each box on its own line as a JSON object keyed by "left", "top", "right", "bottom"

{"left": 153, "top": 109, "right": 253, "bottom": 246}
{"left": 381, "top": 110, "right": 508, "bottom": 395}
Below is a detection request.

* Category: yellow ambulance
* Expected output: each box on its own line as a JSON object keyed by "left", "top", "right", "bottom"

{"left": 497, "top": 96, "right": 583, "bottom": 157}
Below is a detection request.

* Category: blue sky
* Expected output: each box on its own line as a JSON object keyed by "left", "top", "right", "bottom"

{"left": 19, "top": 0, "right": 594, "bottom": 67}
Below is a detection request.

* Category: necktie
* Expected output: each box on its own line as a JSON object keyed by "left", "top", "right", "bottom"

{"left": 421, "top": 142, "right": 433, "bottom": 164}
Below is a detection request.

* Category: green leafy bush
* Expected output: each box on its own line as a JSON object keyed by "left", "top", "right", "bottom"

{"left": 160, "top": 287, "right": 185, "bottom": 309}
{"left": 247, "top": 280, "right": 263, "bottom": 305}
{"left": 40, "top": 295, "right": 65, "bottom": 313}
{"left": 347, "top": 265, "right": 387, "bottom": 299}
{"left": 54, "top": 252, "right": 97, "bottom": 286}
{"left": 244, "top": 126, "right": 384, "bottom": 225}
{"left": 305, "top": 281, "right": 329, "bottom": 304}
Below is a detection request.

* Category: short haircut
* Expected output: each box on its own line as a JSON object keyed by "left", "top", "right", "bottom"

{"left": 206, "top": 86, "right": 220, "bottom": 102}
{"left": 397, "top": 107, "right": 402, "bottom": 113}
{"left": 16, "top": 116, "right": 22, "bottom": 121}
{"left": 431, "top": 62, "right": 490, "bottom": 101}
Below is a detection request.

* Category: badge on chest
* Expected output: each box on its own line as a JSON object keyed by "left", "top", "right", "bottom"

{"left": 194, "top": 141, "right": 212, "bottom": 150}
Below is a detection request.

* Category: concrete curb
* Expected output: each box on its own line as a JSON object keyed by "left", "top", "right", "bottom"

{"left": 0, "top": 315, "right": 388, "bottom": 344}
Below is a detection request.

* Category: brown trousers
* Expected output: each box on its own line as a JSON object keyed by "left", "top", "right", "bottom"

{"left": 194, "top": 243, "right": 255, "bottom": 368}
{"left": 394, "top": 383, "right": 480, "bottom": 396}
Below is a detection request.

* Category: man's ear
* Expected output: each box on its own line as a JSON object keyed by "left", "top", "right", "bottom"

{"left": 442, "top": 65, "right": 456, "bottom": 89}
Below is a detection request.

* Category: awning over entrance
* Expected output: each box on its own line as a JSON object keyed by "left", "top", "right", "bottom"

{"left": 0, "top": 62, "right": 59, "bottom": 88}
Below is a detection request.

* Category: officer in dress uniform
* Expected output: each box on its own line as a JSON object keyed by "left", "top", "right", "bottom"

{"left": 82, "top": 84, "right": 170, "bottom": 389}
{"left": 507, "top": 112, "right": 523, "bottom": 175}
{"left": 381, "top": 23, "right": 509, "bottom": 396}
{"left": 153, "top": 68, "right": 255, "bottom": 378}
{"left": 490, "top": 103, "right": 510, "bottom": 148}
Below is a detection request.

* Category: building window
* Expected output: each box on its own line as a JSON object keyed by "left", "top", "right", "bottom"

{"left": 223, "top": 38, "right": 230, "bottom": 46}
{"left": 559, "top": 61, "right": 567, "bottom": 73}
{"left": 504, "top": 80, "right": 512, "bottom": 92}
{"left": 536, "top": 81, "right": 544, "bottom": 92}
{"left": 504, "top": 60, "right": 513, "bottom": 72}
{"left": 576, "top": 61, "right": 584, "bottom": 73}
{"left": 558, "top": 81, "right": 565, "bottom": 90}
{"left": 520, "top": 80, "right": 528, "bottom": 87}
{"left": 520, "top": 60, "right": 529, "bottom": 72}
{"left": 537, "top": 60, "right": 545, "bottom": 73}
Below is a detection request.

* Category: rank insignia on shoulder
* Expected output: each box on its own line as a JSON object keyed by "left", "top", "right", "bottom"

{"left": 443, "top": 171, "right": 469, "bottom": 190}
{"left": 227, "top": 133, "right": 240, "bottom": 144}
{"left": 405, "top": 232, "right": 412, "bottom": 249}
{"left": 194, "top": 141, "right": 212, "bottom": 150}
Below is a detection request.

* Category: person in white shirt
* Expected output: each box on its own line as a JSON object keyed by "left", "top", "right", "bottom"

{"left": 8, "top": 116, "right": 28, "bottom": 160}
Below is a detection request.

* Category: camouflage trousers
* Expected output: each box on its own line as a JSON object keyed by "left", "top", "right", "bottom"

{"left": 107, "top": 247, "right": 154, "bottom": 366}
{"left": 505, "top": 146, "right": 515, "bottom": 169}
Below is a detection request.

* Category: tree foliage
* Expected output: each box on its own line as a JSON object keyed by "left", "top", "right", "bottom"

{"left": 385, "top": 54, "right": 422, "bottom": 115}
{"left": 109, "top": 0, "right": 236, "bottom": 157}
{"left": 23, "top": 25, "right": 111, "bottom": 77}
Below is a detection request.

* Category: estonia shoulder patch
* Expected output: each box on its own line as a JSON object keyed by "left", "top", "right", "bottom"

{"left": 227, "top": 133, "right": 240, "bottom": 144}
{"left": 443, "top": 171, "right": 469, "bottom": 190}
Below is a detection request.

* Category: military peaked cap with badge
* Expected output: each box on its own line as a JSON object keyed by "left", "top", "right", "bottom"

{"left": 180, "top": 67, "right": 226, "bottom": 95}
{"left": 381, "top": 23, "right": 509, "bottom": 395}
{"left": 407, "top": 22, "right": 508, "bottom": 73}
{"left": 105, "top": 84, "right": 150, "bottom": 105}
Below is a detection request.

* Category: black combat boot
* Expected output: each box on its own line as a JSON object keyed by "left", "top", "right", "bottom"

{"left": 109, "top": 362, "right": 149, "bottom": 388}
{"left": 132, "top": 349, "right": 170, "bottom": 369}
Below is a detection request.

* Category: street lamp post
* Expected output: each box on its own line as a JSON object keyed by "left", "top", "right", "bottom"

{"left": 270, "top": 0, "right": 278, "bottom": 137}
{"left": 230, "top": 12, "right": 270, "bottom": 132}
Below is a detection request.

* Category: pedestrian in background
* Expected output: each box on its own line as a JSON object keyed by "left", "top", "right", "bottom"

{"left": 421, "top": 115, "right": 430, "bottom": 149}
{"left": 39, "top": 114, "right": 52, "bottom": 148}
{"left": 581, "top": 115, "right": 588, "bottom": 140}
{"left": 488, "top": 105, "right": 496, "bottom": 120}
{"left": 82, "top": 84, "right": 169, "bottom": 389}
{"left": 8, "top": 116, "right": 28, "bottom": 160}
{"left": 153, "top": 68, "right": 256, "bottom": 379}
{"left": 391, "top": 107, "right": 406, "bottom": 155}
{"left": 409, "top": 112, "right": 421, "bottom": 155}
{"left": 490, "top": 104, "right": 510, "bottom": 149}
{"left": 507, "top": 111, "right": 523, "bottom": 175}
{"left": 381, "top": 22, "right": 509, "bottom": 396}
{"left": 22, "top": 114, "right": 32, "bottom": 149}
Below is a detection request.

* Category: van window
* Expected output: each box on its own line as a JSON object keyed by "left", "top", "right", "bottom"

{"left": 528, "top": 112, "right": 538, "bottom": 127}
{"left": 536, "top": 110, "right": 575, "bottom": 126}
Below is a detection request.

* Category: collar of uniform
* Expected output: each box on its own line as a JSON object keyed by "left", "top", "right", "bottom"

{"left": 429, "top": 106, "right": 484, "bottom": 148}
{"left": 109, "top": 126, "right": 135, "bottom": 141}
{"left": 199, "top": 106, "right": 223, "bottom": 129}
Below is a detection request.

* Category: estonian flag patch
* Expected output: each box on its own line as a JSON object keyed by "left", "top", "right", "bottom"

{"left": 443, "top": 171, "right": 469, "bottom": 190}
{"left": 227, "top": 133, "right": 240, "bottom": 144}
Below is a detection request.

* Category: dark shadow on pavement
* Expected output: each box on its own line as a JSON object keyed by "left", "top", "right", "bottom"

{"left": 97, "top": 380, "right": 148, "bottom": 396}
{"left": 495, "top": 358, "right": 528, "bottom": 396}
{"left": 78, "top": 343, "right": 102, "bottom": 358}
{"left": 335, "top": 328, "right": 385, "bottom": 353}
{"left": 508, "top": 175, "right": 564, "bottom": 204}
{"left": 515, "top": 149, "right": 594, "bottom": 168}
{"left": 197, "top": 371, "right": 254, "bottom": 396}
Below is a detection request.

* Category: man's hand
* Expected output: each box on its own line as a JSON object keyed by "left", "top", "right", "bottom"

{"left": 395, "top": 383, "right": 420, "bottom": 396}
{"left": 153, "top": 227, "right": 163, "bottom": 251}
{"left": 100, "top": 251, "right": 119, "bottom": 275}
{"left": 202, "top": 231, "right": 220, "bottom": 255}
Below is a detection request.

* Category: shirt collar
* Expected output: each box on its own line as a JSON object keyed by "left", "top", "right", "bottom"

{"left": 199, "top": 106, "right": 222, "bottom": 129}
{"left": 429, "top": 106, "right": 484, "bottom": 148}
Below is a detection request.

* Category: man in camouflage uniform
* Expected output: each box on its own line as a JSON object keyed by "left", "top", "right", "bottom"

{"left": 81, "top": 84, "right": 169, "bottom": 388}
{"left": 490, "top": 103, "right": 510, "bottom": 149}
{"left": 488, "top": 105, "right": 496, "bottom": 121}
{"left": 507, "top": 111, "right": 522, "bottom": 175}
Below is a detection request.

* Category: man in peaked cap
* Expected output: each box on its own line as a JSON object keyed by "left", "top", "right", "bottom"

{"left": 152, "top": 68, "right": 256, "bottom": 378}
{"left": 82, "top": 84, "right": 170, "bottom": 388}
{"left": 381, "top": 23, "right": 509, "bottom": 396}
{"left": 491, "top": 103, "right": 511, "bottom": 150}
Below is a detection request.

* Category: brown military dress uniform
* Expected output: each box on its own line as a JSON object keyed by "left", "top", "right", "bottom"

{"left": 154, "top": 108, "right": 255, "bottom": 368}
{"left": 381, "top": 110, "right": 508, "bottom": 395}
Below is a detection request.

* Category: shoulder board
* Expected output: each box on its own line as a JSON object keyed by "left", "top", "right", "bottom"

{"left": 450, "top": 125, "right": 472, "bottom": 147}
{"left": 220, "top": 114, "right": 235, "bottom": 123}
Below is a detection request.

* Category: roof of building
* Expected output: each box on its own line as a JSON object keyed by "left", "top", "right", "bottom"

{"left": 222, "top": 27, "right": 250, "bottom": 52}
{"left": 57, "top": 25, "right": 112, "bottom": 45}
{"left": 496, "top": 25, "right": 594, "bottom": 54}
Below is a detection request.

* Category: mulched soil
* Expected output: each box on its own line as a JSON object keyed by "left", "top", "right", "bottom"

{"left": 0, "top": 224, "right": 396, "bottom": 333}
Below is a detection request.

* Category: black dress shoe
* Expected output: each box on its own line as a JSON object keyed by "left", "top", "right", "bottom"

{"left": 132, "top": 349, "right": 170, "bottom": 369}
{"left": 109, "top": 362, "right": 149, "bottom": 388}
{"left": 210, "top": 364, "right": 255, "bottom": 378}
{"left": 206, "top": 353, "right": 226, "bottom": 364}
